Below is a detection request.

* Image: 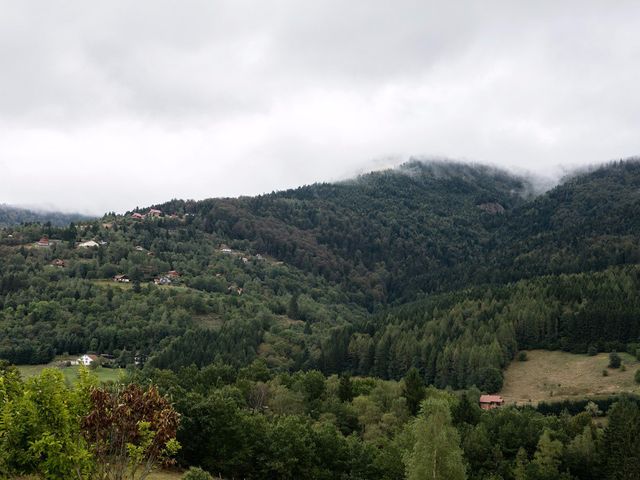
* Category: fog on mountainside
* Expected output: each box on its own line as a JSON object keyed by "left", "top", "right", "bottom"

{"left": 0, "top": 203, "right": 93, "bottom": 228}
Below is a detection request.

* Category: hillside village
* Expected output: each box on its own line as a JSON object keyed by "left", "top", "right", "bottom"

{"left": 9, "top": 208, "right": 271, "bottom": 295}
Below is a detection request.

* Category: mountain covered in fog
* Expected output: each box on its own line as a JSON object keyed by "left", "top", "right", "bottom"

{"left": 0, "top": 204, "right": 92, "bottom": 227}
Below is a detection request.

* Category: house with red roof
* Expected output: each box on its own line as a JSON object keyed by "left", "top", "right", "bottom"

{"left": 479, "top": 395, "right": 504, "bottom": 410}
{"left": 36, "top": 237, "right": 50, "bottom": 247}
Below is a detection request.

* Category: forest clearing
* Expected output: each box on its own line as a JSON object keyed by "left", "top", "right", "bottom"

{"left": 501, "top": 350, "right": 640, "bottom": 405}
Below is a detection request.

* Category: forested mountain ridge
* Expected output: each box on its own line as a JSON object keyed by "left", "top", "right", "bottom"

{"left": 155, "top": 160, "right": 533, "bottom": 306}
{"left": 0, "top": 203, "right": 91, "bottom": 227}
{"left": 485, "top": 158, "right": 640, "bottom": 283}
{"left": 154, "top": 159, "right": 640, "bottom": 305}
{"left": 2, "top": 158, "right": 640, "bottom": 378}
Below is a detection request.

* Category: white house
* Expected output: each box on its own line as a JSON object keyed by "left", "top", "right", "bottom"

{"left": 78, "top": 354, "right": 99, "bottom": 366}
{"left": 154, "top": 276, "right": 171, "bottom": 286}
{"left": 78, "top": 240, "right": 100, "bottom": 248}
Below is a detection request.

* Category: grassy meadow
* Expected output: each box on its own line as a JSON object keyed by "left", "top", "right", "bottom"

{"left": 500, "top": 350, "right": 640, "bottom": 405}
{"left": 15, "top": 356, "right": 126, "bottom": 384}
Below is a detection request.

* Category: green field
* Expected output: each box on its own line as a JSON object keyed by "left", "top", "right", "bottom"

{"left": 501, "top": 350, "right": 640, "bottom": 405}
{"left": 15, "top": 358, "right": 126, "bottom": 384}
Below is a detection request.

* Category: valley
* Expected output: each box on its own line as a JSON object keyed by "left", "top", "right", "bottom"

{"left": 3, "top": 159, "right": 640, "bottom": 479}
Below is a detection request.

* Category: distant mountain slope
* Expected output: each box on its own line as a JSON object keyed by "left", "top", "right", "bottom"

{"left": 485, "top": 159, "right": 640, "bottom": 283}
{"left": 4, "top": 157, "right": 640, "bottom": 388}
{"left": 154, "top": 158, "right": 640, "bottom": 306}
{"left": 0, "top": 204, "right": 92, "bottom": 227}
{"left": 157, "top": 160, "right": 531, "bottom": 305}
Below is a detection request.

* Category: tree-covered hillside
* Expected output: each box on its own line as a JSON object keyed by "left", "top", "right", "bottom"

{"left": 485, "top": 159, "right": 640, "bottom": 283}
{"left": 3, "top": 158, "right": 640, "bottom": 480}
{"left": 2, "top": 158, "right": 640, "bottom": 383}
{"left": 156, "top": 160, "right": 532, "bottom": 306}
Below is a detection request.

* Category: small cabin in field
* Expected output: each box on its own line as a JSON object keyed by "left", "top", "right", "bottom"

{"left": 147, "top": 209, "right": 162, "bottom": 217}
{"left": 131, "top": 212, "right": 145, "bottom": 220}
{"left": 113, "top": 274, "right": 130, "bottom": 283}
{"left": 479, "top": 395, "right": 504, "bottom": 410}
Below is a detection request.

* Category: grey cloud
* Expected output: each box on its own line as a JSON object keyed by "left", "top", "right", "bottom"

{"left": 0, "top": 1, "right": 639, "bottom": 213}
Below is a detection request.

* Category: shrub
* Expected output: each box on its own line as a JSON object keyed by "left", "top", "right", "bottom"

{"left": 183, "top": 467, "right": 214, "bottom": 480}
{"left": 517, "top": 351, "right": 528, "bottom": 362}
{"left": 585, "top": 401, "right": 602, "bottom": 417}
{"left": 602, "top": 369, "right": 609, "bottom": 377}
{"left": 477, "top": 367, "right": 504, "bottom": 393}
{"left": 635, "top": 369, "right": 640, "bottom": 384}
{"left": 621, "top": 364, "right": 627, "bottom": 372}
{"left": 587, "top": 346, "right": 598, "bottom": 356}
{"left": 609, "top": 352, "right": 622, "bottom": 369}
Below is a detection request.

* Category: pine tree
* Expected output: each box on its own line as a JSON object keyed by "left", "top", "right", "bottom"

{"left": 338, "top": 373, "right": 354, "bottom": 403}
{"left": 287, "top": 293, "right": 300, "bottom": 320}
{"left": 512, "top": 447, "right": 529, "bottom": 480}
{"left": 403, "top": 367, "right": 426, "bottom": 415}
{"left": 604, "top": 397, "right": 640, "bottom": 480}
{"left": 532, "top": 429, "right": 564, "bottom": 479}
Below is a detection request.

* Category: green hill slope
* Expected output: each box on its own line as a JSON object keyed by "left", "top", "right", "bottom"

{"left": 3, "top": 158, "right": 640, "bottom": 392}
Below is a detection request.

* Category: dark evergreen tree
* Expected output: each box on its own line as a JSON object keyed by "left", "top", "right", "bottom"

{"left": 402, "top": 367, "right": 426, "bottom": 415}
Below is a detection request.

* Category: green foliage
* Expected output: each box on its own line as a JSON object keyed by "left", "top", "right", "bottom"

{"left": 530, "top": 429, "right": 567, "bottom": 480}
{"left": 4, "top": 160, "right": 640, "bottom": 479}
{"left": 182, "top": 467, "right": 214, "bottom": 480}
{"left": 338, "top": 373, "right": 354, "bottom": 403}
{"left": 609, "top": 352, "right": 622, "bottom": 369}
{"left": 0, "top": 368, "right": 93, "bottom": 479}
{"left": 603, "top": 397, "right": 640, "bottom": 480}
{"left": 402, "top": 368, "right": 425, "bottom": 415}
{"left": 404, "top": 398, "right": 466, "bottom": 480}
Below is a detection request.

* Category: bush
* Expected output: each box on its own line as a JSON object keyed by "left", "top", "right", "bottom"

{"left": 183, "top": 467, "right": 214, "bottom": 480}
{"left": 477, "top": 367, "right": 503, "bottom": 393}
{"left": 609, "top": 352, "right": 622, "bottom": 369}
{"left": 621, "top": 364, "right": 627, "bottom": 372}
{"left": 587, "top": 345, "right": 598, "bottom": 356}
{"left": 517, "top": 351, "right": 528, "bottom": 362}
{"left": 635, "top": 370, "right": 640, "bottom": 384}
{"left": 602, "top": 369, "right": 609, "bottom": 377}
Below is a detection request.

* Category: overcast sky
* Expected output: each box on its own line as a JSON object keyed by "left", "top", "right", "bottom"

{"left": 1, "top": 1, "right": 639, "bottom": 214}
